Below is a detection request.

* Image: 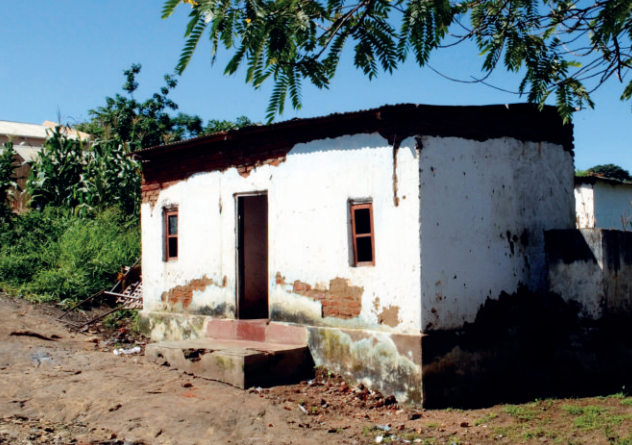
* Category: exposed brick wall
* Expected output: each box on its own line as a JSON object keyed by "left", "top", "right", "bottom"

{"left": 161, "top": 275, "right": 218, "bottom": 310}
{"left": 291, "top": 277, "right": 363, "bottom": 320}
{"left": 141, "top": 180, "right": 181, "bottom": 208}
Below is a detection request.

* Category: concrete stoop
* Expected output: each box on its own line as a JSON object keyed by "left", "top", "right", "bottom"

{"left": 145, "top": 338, "right": 314, "bottom": 389}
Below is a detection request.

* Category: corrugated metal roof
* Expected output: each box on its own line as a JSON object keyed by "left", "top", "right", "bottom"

{"left": 135, "top": 102, "right": 574, "bottom": 160}
{"left": 138, "top": 102, "right": 575, "bottom": 187}
{"left": 134, "top": 103, "right": 417, "bottom": 156}
{"left": 575, "top": 175, "right": 632, "bottom": 186}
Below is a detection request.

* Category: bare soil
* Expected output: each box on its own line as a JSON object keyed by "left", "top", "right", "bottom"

{"left": 2, "top": 294, "right": 632, "bottom": 445}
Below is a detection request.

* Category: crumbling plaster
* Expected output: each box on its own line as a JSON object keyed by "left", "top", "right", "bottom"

{"left": 419, "top": 137, "right": 575, "bottom": 331}
{"left": 142, "top": 133, "right": 422, "bottom": 334}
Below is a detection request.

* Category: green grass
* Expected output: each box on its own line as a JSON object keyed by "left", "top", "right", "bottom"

{"left": 399, "top": 432, "right": 421, "bottom": 441}
{"left": 563, "top": 404, "right": 632, "bottom": 431}
{"left": 562, "top": 404, "right": 585, "bottom": 416}
{"left": 504, "top": 404, "right": 539, "bottom": 422}
{"left": 0, "top": 207, "right": 140, "bottom": 305}
{"left": 523, "top": 427, "right": 557, "bottom": 440}
{"left": 474, "top": 412, "right": 498, "bottom": 426}
{"left": 103, "top": 309, "right": 139, "bottom": 332}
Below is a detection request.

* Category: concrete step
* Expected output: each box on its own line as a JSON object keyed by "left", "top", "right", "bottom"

{"left": 145, "top": 338, "right": 314, "bottom": 389}
{"left": 205, "top": 319, "right": 307, "bottom": 345}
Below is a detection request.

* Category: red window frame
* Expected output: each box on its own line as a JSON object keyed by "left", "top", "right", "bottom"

{"left": 350, "top": 202, "right": 375, "bottom": 266}
{"left": 164, "top": 209, "right": 178, "bottom": 261}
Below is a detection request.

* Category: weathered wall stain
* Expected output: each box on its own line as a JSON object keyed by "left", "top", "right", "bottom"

{"left": 307, "top": 326, "right": 422, "bottom": 404}
{"left": 392, "top": 139, "right": 400, "bottom": 207}
{"left": 237, "top": 155, "right": 286, "bottom": 178}
{"left": 137, "top": 312, "right": 206, "bottom": 342}
{"left": 194, "top": 302, "right": 235, "bottom": 318}
{"left": 421, "top": 284, "right": 632, "bottom": 408}
{"left": 161, "top": 275, "right": 225, "bottom": 310}
{"left": 290, "top": 277, "right": 364, "bottom": 319}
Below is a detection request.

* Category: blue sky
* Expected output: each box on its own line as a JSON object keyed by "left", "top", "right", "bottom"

{"left": 0, "top": 1, "right": 629, "bottom": 172}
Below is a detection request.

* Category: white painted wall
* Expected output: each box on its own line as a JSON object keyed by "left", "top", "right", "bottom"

{"left": 575, "top": 181, "right": 632, "bottom": 230}
{"left": 142, "top": 133, "right": 422, "bottom": 334}
{"left": 575, "top": 184, "right": 595, "bottom": 229}
{"left": 419, "top": 137, "right": 575, "bottom": 331}
{"left": 141, "top": 173, "right": 233, "bottom": 315}
{"left": 593, "top": 182, "right": 632, "bottom": 230}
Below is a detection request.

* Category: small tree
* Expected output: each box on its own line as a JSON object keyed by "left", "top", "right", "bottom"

{"left": 76, "top": 64, "right": 256, "bottom": 149}
{"left": 204, "top": 116, "right": 253, "bottom": 134}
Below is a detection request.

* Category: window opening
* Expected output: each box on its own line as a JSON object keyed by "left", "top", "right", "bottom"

{"left": 351, "top": 203, "right": 375, "bottom": 266}
{"left": 164, "top": 210, "right": 178, "bottom": 260}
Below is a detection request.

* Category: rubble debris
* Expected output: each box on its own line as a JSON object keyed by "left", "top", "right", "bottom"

{"left": 57, "top": 258, "right": 142, "bottom": 330}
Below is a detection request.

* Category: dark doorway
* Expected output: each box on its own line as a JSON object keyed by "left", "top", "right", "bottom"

{"left": 237, "top": 194, "right": 269, "bottom": 319}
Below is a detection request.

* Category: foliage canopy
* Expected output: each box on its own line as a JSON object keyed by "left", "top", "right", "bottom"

{"left": 26, "top": 126, "right": 142, "bottom": 217}
{"left": 0, "top": 65, "right": 255, "bottom": 303}
{"left": 29, "top": 64, "right": 255, "bottom": 218}
{"left": 164, "top": 0, "right": 632, "bottom": 123}
{"left": 587, "top": 164, "right": 632, "bottom": 181}
{"left": 76, "top": 64, "right": 254, "bottom": 150}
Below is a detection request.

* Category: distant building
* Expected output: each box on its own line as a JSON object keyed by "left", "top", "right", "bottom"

{"left": 0, "top": 120, "right": 90, "bottom": 213}
{"left": 575, "top": 175, "right": 632, "bottom": 230}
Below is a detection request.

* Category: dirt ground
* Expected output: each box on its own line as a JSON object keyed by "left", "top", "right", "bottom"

{"left": 2, "top": 294, "right": 632, "bottom": 445}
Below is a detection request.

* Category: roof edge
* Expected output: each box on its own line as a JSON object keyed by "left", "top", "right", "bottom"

{"left": 134, "top": 103, "right": 573, "bottom": 159}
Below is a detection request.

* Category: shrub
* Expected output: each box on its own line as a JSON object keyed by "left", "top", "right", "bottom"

{"left": 0, "top": 207, "right": 140, "bottom": 304}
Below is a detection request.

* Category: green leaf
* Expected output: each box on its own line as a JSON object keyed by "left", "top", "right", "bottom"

{"left": 176, "top": 18, "right": 207, "bottom": 74}
{"left": 161, "top": 0, "right": 182, "bottom": 19}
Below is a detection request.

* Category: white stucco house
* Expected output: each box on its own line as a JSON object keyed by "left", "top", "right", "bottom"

{"left": 135, "top": 103, "right": 575, "bottom": 404}
{"left": 575, "top": 175, "right": 632, "bottom": 230}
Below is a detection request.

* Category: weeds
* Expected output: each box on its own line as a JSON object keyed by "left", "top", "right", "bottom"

{"left": 562, "top": 404, "right": 585, "bottom": 416}
{"left": 504, "top": 404, "right": 538, "bottom": 422}
{"left": 0, "top": 207, "right": 140, "bottom": 304}
{"left": 362, "top": 425, "right": 375, "bottom": 436}
{"left": 474, "top": 412, "right": 498, "bottom": 426}
{"left": 563, "top": 404, "right": 631, "bottom": 431}
{"left": 103, "top": 309, "right": 139, "bottom": 331}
